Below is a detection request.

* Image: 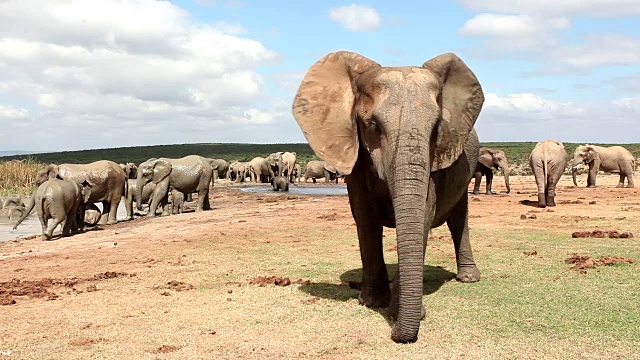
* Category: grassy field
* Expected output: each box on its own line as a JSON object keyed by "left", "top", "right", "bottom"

{"left": 0, "top": 159, "right": 41, "bottom": 196}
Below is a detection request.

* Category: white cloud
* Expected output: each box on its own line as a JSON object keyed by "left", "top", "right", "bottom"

{"left": 460, "top": 14, "right": 569, "bottom": 37}
{"left": 458, "top": 0, "right": 640, "bottom": 17}
{"left": 550, "top": 34, "right": 640, "bottom": 68}
{"left": 328, "top": 4, "right": 381, "bottom": 32}
{"left": 0, "top": 0, "right": 307, "bottom": 152}
{"left": 476, "top": 93, "right": 639, "bottom": 143}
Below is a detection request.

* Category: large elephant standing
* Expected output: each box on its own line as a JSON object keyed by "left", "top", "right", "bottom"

{"left": 119, "top": 162, "right": 138, "bottom": 179}
{"left": 529, "top": 140, "right": 567, "bottom": 208}
{"left": 303, "top": 160, "right": 340, "bottom": 184}
{"left": 136, "top": 155, "right": 212, "bottom": 216}
{"left": 571, "top": 144, "right": 635, "bottom": 188}
{"left": 292, "top": 51, "right": 484, "bottom": 343}
{"left": 473, "top": 147, "right": 511, "bottom": 194}
{"left": 124, "top": 179, "right": 169, "bottom": 219}
{"left": 281, "top": 152, "right": 297, "bottom": 183}
{"left": 248, "top": 153, "right": 284, "bottom": 183}
{"left": 33, "top": 178, "right": 92, "bottom": 240}
{"left": 14, "top": 160, "right": 126, "bottom": 228}
{"left": 206, "top": 158, "right": 230, "bottom": 182}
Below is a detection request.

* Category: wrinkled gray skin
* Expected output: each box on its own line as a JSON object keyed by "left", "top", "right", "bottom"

{"left": 529, "top": 140, "right": 567, "bottom": 208}
{"left": 125, "top": 179, "right": 169, "bottom": 219}
{"left": 136, "top": 155, "right": 212, "bottom": 216}
{"left": 270, "top": 176, "right": 289, "bottom": 192}
{"left": 206, "top": 158, "right": 230, "bottom": 182}
{"left": 14, "top": 160, "right": 126, "bottom": 229}
{"left": 282, "top": 152, "right": 297, "bottom": 183}
{"left": 303, "top": 160, "right": 340, "bottom": 184}
{"left": 473, "top": 147, "right": 511, "bottom": 195}
{"left": 292, "top": 51, "right": 484, "bottom": 343}
{"left": 170, "top": 188, "right": 185, "bottom": 214}
{"left": 33, "top": 178, "right": 92, "bottom": 240}
{"left": 83, "top": 203, "right": 102, "bottom": 227}
{"left": 119, "top": 162, "right": 138, "bottom": 179}
{"left": 249, "top": 153, "right": 284, "bottom": 183}
{"left": 570, "top": 145, "right": 635, "bottom": 188}
{"left": 0, "top": 205, "right": 26, "bottom": 220}
{"left": 227, "top": 161, "right": 249, "bottom": 182}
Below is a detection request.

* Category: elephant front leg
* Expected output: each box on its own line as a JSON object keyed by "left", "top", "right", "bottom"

{"left": 148, "top": 184, "right": 168, "bottom": 216}
{"left": 626, "top": 173, "right": 635, "bottom": 188}
{"left": 99, "top": 201, "right": 111, "bottom": 225}
{"left": 355, "top": 221, "right": 390, "bottom": 308}
{"left": 125, "top": 194, "right": 134, "bottom": 220}
{"left": 472, "top": 171, "right": 481, "bottom": 194}
{"left": 485, "top": 171, "right": 494, "bottom": 195}
{"left": 107, "top": 197, "right": 121, "bottom": 224}
{"left": 446, "top": 193, "right": 480, "bottom": 283}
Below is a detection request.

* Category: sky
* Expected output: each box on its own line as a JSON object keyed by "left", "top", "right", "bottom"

{"left": 0, "top": 0, "right": 639, "bottom": 153}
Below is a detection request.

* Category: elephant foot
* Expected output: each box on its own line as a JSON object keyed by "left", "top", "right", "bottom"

{"left": 627, "top": 184, "right": 635, "bottom": 188}
{"left": 456, "top": 265, "right": 480, "bottom": 283}
{"left": 537, "top": 193, "right": 546, "bottom": 208}
{"left": 546, "top": 196, "right": 556, "bottom": 207}
{"left": 107, "top": 219, "right": 118, "bottom": 225}
{"left": 472, "top": 189, "right": 480, "bottom": 195}
{"left": 616, "top": 184, "right": 624, "bottom": 188}
{"left": 358, "top": 284, "right": 391, "bottom": 308}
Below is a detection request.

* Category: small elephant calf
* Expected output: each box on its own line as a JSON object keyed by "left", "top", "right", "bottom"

{"left": 170, "top": 189, "right": 184, "bottom": 214}
{"left": 271, "top": 176, "right": 289, "bottom": 192}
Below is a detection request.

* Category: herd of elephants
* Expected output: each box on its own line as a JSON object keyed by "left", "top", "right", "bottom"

{"left": 1, "top": 51, "right": 638, "bottom": 343}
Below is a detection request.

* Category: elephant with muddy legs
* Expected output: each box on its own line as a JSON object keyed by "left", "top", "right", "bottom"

{"left": 136, "top": 155, "right": 212, "bottom": 216}
{"left": 473, "top": 147, "right": 511, "bottom": 195}
{"left": 281, "top": 152, "right": 297, "bottom": 183}
{"left": 206, "top": 158, "right": 230, "bottom": 183}
{"left": 170, "top": 188, "right": 184, "bottom": 214}
{"left": 33, "top": 178, "right": 92, "bottom": 240}
{"left": 570, "top": 144, "right": 635, "bottom": 188}
{"left": 249, "top": 153, "right": 284, "bottom": 183}
{"left": 291, "top": 163, "right": 301, "bottom": 183}
{"left": 13, "top": 160, "right": 127, "bottom": 229}
{"left": 292, "top": 51, "right": 484, "bottom": 343}
{"left": 124, "top": 179, "right": 169, "bottom": 219}
{"left": 303, "top": 160, "right": 340, "bottom": 184}
{"left": 227, "top": 161, "right": 248, "bottom": 183}
{"left": 529, "top": 140, "right": 567, "bottom": 208}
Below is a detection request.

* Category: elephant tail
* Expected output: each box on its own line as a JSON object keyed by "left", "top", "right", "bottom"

{"left": 542, "top": 159, "right": 549, "bottom": 189}
{"left": 123, "top": 179, "right": 129, "bottom": 201}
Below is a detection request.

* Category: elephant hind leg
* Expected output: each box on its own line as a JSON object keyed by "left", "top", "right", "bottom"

{"left": 45, "top": 216, "right": 64, "bottom": 240}
{"left": 617, "top": 174, "right": 626, "bottom": 188}
{"left": 472, "top": 171, "right": 481, "bottom": 194}
{"left": 626, "top": 173, "right": 635, "bottom": 188}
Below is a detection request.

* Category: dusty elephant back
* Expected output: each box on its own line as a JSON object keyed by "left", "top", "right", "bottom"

{"left": 58, "top": 160, "right": 126, "bottom": 203}
{"left": 304, "top": 160, "right": 325, "bottom": 177}
{"left": 161, "top": 155, "right": 212, "bottom": 193}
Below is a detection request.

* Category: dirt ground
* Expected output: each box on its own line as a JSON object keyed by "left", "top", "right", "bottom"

{"left": 1, "top": 174, "right": 638, "bottom": 359}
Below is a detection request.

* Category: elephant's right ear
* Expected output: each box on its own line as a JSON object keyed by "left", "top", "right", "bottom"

{"left": 292, "top": 51, "right": 380, "bottom": 175}
{"left": 478, "top": 151, "right": 494, "bottom": 169}
{"left": 152, "top": 160, "right": 172, "bottom": 184}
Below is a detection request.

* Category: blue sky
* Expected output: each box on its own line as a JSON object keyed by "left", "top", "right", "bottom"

{"left": 0, "top": 0, "right": 639, "bottom": 152}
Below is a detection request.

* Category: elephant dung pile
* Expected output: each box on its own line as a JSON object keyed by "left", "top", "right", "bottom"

{"left": 565, "top": 253, "right": 634, "bottom": 273}
{"left": 249, "top": 276, "right": 311, "bottom": 287}
{"left": 571, "top": 230, "right": 634, "bottom": 238}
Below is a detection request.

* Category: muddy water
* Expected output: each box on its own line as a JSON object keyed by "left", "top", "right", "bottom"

{"left": 0, "top": 201, "right": 129, "bottom": 242}
{"left": 239, "top": 184, "right": 348, "bottom": 195}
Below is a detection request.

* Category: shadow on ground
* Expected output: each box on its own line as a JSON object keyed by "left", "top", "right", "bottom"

{"left": 519, "top": 199, "right": 540, "bottom": 207}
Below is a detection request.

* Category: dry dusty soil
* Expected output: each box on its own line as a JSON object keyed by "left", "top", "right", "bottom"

{"left": 1, "top": 175, "right": 639, "bottom": 359}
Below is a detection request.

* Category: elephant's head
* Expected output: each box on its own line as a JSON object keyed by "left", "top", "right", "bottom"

{"left": 36, "top": 164, "right": 61, "bottom": 187}
{"left": 571, "top": 145, "right": 598, "bottom": 186}
{"left": 479, "top": 148, "right": 510, "bottom": 193}
{"left": 124, "top": 163, "right": 138, "bottom": 179}
{"left": 292, "top": 51, "right": 484, "bottom": 343}
{"left": 80, "top": 180, "right": 92, "bottom": 204}
{"left": 136, "top": 159, "right": 172, "bottom": 210}
{"left": 268, "top": 152, "right": 284, "bottom": 176}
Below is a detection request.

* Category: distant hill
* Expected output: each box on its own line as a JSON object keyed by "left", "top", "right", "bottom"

{"left": 1, "top": 142, "right": 639, "bottom": 167}
{"left": 0, "top": 151, "right": 34, "bottom": 157}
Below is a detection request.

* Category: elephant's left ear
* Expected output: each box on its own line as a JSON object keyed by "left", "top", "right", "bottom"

{"left": 478, "top": 151, "right": 494, "bottom": 169}
{"left": 152, "top": 160, "right": 172, "bottom": 184}
{"left": 423, "top": 53, "right": 484, "bottom": 171}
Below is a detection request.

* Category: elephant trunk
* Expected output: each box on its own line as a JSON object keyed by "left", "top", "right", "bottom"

{"left": 135, "top": 177, "right": 146, "bottom": 211}
{"left": 572, "top": 166, "right": 578, "bottom": 186}
{"left": 502, "top": 165, "right": 510, "bottom": 194}
{"left": 388, "top": 133, "right": 430, "bottom": 344}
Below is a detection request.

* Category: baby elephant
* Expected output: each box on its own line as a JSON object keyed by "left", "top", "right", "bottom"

{"left": 34, "top": 178, "right": 92, "bottom": 240}
{"left": 0, "top": 205, "right": 27, "bottom": 221}
{"left": 271, "top": 176, "right": 289, "bottom": 192}
{"left": 170, "top": 188, "right": 184, "bottom": 214}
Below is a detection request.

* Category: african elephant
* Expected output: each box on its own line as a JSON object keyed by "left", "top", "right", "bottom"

{"left": 119, "top": 162, "right": 138, "bottom": 179}
{"left": 281, "top": 152, "right": 297, "bottom": 183}
{"left": 125, "top": 179, "right": 169, "bottom": 219}
{"left": 14, "top": 160, "right": 126, "bottom": 229}
{"left": 529, "top": 140, "right": 567, "bottom": 208}
{"left": 292, "top": 51, "right": 484, "bottom": 343}
{"left": 227, "top": 161, "right": 249, "bottom": 182}
{"left": 270, "top": 176, "right": 289, "bottom": 192}
{"left": 0, "top": 205, "right": 26, "bottom": 221}
{"left": 303, "top": 160, "right": 340, "bottom": 184}
{"left": 170, "top": 188, "right": 184, "bottom": 214}
{"left": 473, "top": 147, "right": 510, "bottom": 194}
{"left": 291, "top": 163, "right": 301, "bottom": 183}
{"left": 83, "top": 203, "right": 102, "bottom": 227}
{"left": 206, "top": 158, "right": 230, "bottom": 182}
{"left": 136, "top": 155, "right": 212, "bottom": 216}
{"left": 33, "top": 178, "right": 92, "bottom": 240}
{"left": 249, "top": 153, "right": 284, "bottom": 183}
{"left": 570, "top": 144, "right": 635, "bottom": 188}
{"left": 0, "top": 194, "right": 26, "bottom": 209}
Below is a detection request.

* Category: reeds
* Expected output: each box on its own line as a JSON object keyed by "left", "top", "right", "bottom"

{"left": 0, "top": 158, "right": 42, "bottom": 196}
